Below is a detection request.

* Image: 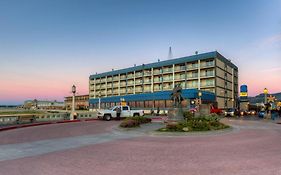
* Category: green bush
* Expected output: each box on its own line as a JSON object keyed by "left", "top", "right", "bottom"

{"left": 158, "top": 116, "right": 229, "bottom": 132}
{"left": 129, "top": 116, "right": 152, "bottom": 124}
{"left": 120, "top": 119, "right": 140, "bottom": 128}
{"left": 183, "top": 111, "right": 194, "bottom": 120}
{"left": 120, "top": 116, "right": 152, "bottom": 128}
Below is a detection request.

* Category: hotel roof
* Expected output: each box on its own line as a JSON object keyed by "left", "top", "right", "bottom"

{"left": 90, "top": 51, "right": 237, "bottom": 79}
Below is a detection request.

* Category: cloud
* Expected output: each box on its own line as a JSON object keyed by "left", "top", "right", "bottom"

{"left": 262, "top": 33, "right": 281, "bottom": 46}
{"left": 261, "top": 67, "right": 281, "bottom": 72}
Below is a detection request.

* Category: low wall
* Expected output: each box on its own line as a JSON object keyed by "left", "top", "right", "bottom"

{"left": 0, "top": 111, "right": 97, "bottom": 126}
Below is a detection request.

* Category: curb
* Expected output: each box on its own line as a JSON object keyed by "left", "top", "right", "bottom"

{"left": 0, "top": 118, "right": 99, "bottom": 132}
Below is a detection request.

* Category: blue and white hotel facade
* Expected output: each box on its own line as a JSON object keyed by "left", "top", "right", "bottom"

{"left": 89, "top": 51, "right": 238, "bottom": 109}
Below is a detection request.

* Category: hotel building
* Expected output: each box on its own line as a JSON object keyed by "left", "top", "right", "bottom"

{"left": 89, "top": 51, "right": 238, "bottom": 109}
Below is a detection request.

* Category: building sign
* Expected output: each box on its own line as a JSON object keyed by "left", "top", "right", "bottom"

{"left": 240, "top": 92, "right": 248, "bottom": 97}
{"left": 240, "top": 85, "right": 248, "bottom": 99}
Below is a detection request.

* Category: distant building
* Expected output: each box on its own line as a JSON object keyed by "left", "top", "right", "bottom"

{"left": 23, "top": 99, "right": 64, "bottom": 110}
{"left": 89, "top": 51, "right": 238, "bottom": 109}
{"left": 64, "top": 95, "right": 89, "bottom": 110}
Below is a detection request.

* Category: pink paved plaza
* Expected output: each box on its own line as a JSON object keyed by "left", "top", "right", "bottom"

{"left": 0, "top": 119, "right": 280, "bottom": 175}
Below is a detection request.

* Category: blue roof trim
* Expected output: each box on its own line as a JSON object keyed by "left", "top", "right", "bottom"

{"left": 89, "top": 89, "right": 215, "bottom": 104}
{"left": 90, "top": 51, "right": 218, "bottom": 79}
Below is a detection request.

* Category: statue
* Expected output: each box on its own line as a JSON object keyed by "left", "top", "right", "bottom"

{"left": 168, "top": 84, "right": 184, "bottom": 121}
{"left": 171, "top": 84, "right": 184, "bottom": 108}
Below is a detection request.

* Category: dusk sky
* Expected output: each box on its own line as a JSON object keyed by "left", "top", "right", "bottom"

{"left": 0, "top": 0, "right": 280, "bottom": 105}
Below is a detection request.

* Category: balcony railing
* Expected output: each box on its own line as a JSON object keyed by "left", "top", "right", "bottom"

{"left": 186, "top": 74, "right": 198, "bottom": 79}
{"left": 201, "top": 72, "right": 215, "bottom": 77}
{"left": 201, "top": 61, "right": 214, "bottom": 68}
{"left": 186, "top": 64, "right": 198, "bottom": 69}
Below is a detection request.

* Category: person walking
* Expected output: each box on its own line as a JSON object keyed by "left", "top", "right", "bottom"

{"left": 156, "top": 107, "right": 160, "bottom": 116}
{"left": 116, "top": 107, "right": 121, "bottom": 120}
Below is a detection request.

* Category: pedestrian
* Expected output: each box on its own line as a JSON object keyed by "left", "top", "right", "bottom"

{"left": 116, "top": 107, "right": 121, "bottom": 120}
{"left": 278, "top": 107, "right": 281, "bottom": 117}
{"left": 156, "top": 107, "right": 160, "bottom": 116}
{"left": 150, "top": 108, "right": 154, "bottom": 116}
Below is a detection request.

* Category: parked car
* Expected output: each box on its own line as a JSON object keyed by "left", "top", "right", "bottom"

{"left": 97, "top": 105, "right": 144, "bottom": 121}
{"left": 210, "top": 107, "right": 222, "bottom": 115}
{"left": 224, "top": 108, "right": 235, "bottom": 117}
{"left": 258, "top": 110, "right": 265, "bottom": 118}
{"left": 249, "top": 110, "right": 256, "bottom": 115}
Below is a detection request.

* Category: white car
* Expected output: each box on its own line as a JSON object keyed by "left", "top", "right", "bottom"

{"left": 97, "top": 105, "right": 144, "bottom": 121}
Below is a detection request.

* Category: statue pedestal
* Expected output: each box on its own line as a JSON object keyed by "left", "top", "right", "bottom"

{"left": 168, "top": 108, "right": 184, "bottom": 122}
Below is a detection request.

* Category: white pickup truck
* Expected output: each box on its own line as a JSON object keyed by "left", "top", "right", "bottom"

{"left": 97, "top": 106, "right": 144, "bottom": 121}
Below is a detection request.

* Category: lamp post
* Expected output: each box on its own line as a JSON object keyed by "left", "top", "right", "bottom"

{"left": 198, "top": 91, "right": 202, "bottom": 104}
{"left": 98, "top": 92, "right": 101, "bottom": 110}
{"left": 198, "top": 90, "right": 202, "bottom": 112}
{"left": 70, "top": 85, "right": 76, "bottom": 120}
{"left": 264, "top": 88, "right": 268, "bottom": 104}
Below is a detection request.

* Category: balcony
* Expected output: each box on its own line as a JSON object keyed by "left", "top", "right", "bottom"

{"left": 174, "top": 74, "right": 185, "bottom": 81}
{"left": 143, "top": 71, "right": 151, "bottom": 77}
{"left": 200, "top": 72, "right": 215, "bottom": 78}
{"left": 174, "top": 66, "right": 186, "bottom": 72}
{"left": 107, "top": 77, "right": 112, "bottom": 81}
{"left": 162, "top": 68, "right": 173, "bottom": 74}
{"left": 120, "top": 83, "right": 126, "bottom": 87}
{"left": 201, "top": 61, "right": 214, "bottom": 68}
{"left": 127, "top": 74, "right": 134, "bottom": 79}
{"left": 127, "top": 81, "right": 134, "bottom": 86}
{"left": 153, "top": 69, "right": 162, "bottom": 75}
{"left": 100, "top": 85, "right": 106, "bottom": 89}
{"left": 143, "top": 79, "right": 151, "bottom": 84}
{"left": 186, "top": 64, "right": 198, "bottom": 70}
{"left": 120, "top": 76, "right": 126, "bottom": 80}
{"left": 186, "top": 74, "right": 198, "bottom": 79}
{"left": 135, "top": 72, "right": 143, "bottom": 78}
{"left": 162, "top": 78, "right": 173, "bottom": 82}
{"left": 143, "top": 87, "right": 151, "bottom": 92}
{"left": 201, "top": 82, "right": 215, "bottom": 88}
{"left": 113, "top": 77, "right": 119, "bottom": 81}
{"left": 135, "top": 88, "right": 143, "bottom": 93}
{"left": 153, "top": 86, "right": 162, "bottom": 91}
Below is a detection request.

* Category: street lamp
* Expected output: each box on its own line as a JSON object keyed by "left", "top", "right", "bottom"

{"left": 198, "top": 91, "right": 202, "bottom": 104}
{"left": 70, "top": 85, "right": 76, "bottom": 120}
{"left": 198, "top": 90, "right": 202, "bottom": 112}
{"left": 98, "top": 91, "right": 101, "bottom": 110}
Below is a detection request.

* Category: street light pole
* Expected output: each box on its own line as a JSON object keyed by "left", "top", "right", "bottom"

{"left": 198, "top": 90, "right": 202, "bottom": 112}
{"left": 98, "top": 92, "right": 101, "bottom": 110}
{"left": 70, "top": 85, "right": 76, "bottom": 120}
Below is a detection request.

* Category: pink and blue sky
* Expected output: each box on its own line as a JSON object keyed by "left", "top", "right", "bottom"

{"left": 0, "top": 0, "right": 280, "bottom": 105}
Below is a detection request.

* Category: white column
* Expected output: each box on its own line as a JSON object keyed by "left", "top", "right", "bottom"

{"left": 172, "top": 64, "right": 175, "bottom": 88}
{"left": 70, "top": 93, "right": 75, "bottom": 120}
{"left": 198, "top": 60, "right": 201, "bottom": 90}
{"left": 151, "top": 68, "right": 154, "bottom": 92}
{"left": 118, "top": 74, "right": 121, "bottom": 96}
{"left": 133, "top": 71, "right": 136, "bottom": 94}
{"left": 105, "top": 76, "right": 107, "bottom": 97}
{"left": 94, "top": 78, "right": 96, "bottom": 98}
{"left": 232, "top": 68, "right": 234, "bottom": 108}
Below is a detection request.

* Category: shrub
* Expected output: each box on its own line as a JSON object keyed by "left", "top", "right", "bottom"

{"left": 120, "top": 116, "right": 152, "bottom": 128}
{"left": 158, "top": 116, "right": 229, "bottom": 132}
{"left": 129, "top": 116, "right": 152, "bottom": 124}
{"left": 183, "top": 111, "right": 194, "bottom": 120}
{"left": 120, "top": 119, "right": 140, "bottom": 128}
